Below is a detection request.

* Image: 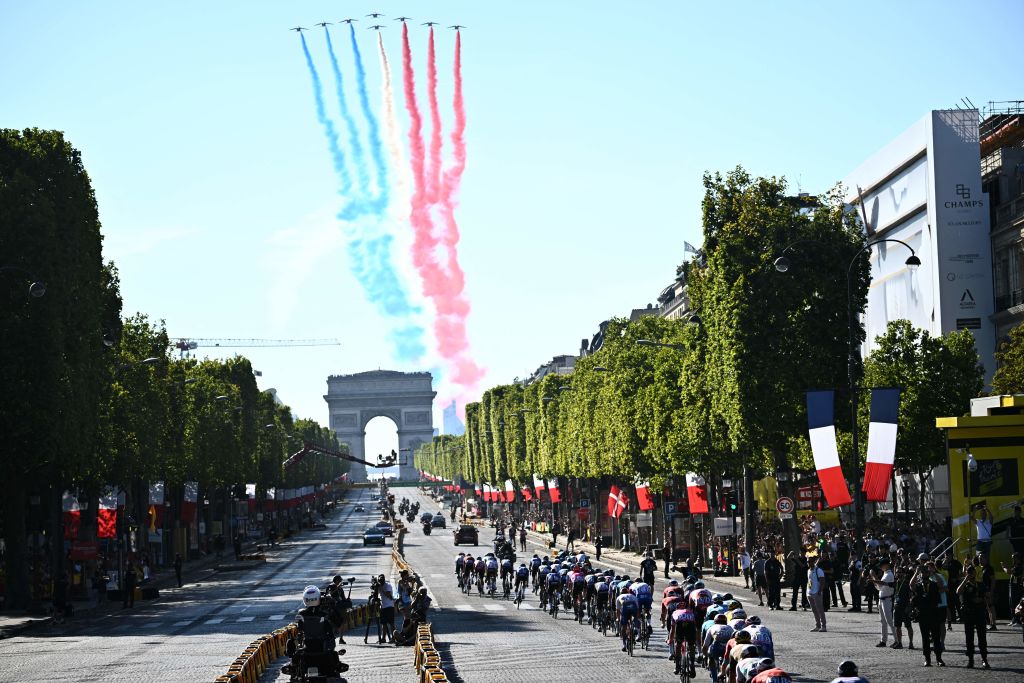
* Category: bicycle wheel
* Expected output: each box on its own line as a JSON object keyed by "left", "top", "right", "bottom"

{"left": 625, "top": 624, "right": 634, "bottom": 657}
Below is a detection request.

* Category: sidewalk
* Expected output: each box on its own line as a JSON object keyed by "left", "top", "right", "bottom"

{"left": 0, "top": 534, "right": 291, "bottom": 639}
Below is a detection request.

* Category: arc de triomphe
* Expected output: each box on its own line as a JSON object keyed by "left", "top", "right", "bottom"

{"left": 324, "top": 370, "right": 435, "bottom": 482}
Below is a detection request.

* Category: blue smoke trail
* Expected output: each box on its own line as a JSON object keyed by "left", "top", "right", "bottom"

{"left": 350, "top": 23, "right": 389, "bottom": 212}
{"left": 301, "top": 34, "right": 351, "bottom": 194}
{"left": 324, "top": 28, "right": 370, "bottom": 198}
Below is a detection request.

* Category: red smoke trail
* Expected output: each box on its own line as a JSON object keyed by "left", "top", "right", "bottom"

{"left": 402, "top": 23, "right": 483, "bottom": 393}
{"left": 438, "top": 30, "right": 483, "bottom": 390}
{"left": 426, "top": 28, "right": 443, "bottom": 204}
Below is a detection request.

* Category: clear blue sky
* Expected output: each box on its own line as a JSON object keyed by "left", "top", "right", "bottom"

{"left": 3, "top": 0, "right": 1021, "bottom": 460}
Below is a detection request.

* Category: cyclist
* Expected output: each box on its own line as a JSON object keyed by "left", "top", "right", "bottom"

{"left": 725, "top": 630, "right": 755, "bottom": 683}
{"left": 616, "top": 586, "right": 640, "bottom": 652}
{"left": 743, "top": 618, "right": 774, "bottom": 659}
{"left": 633, "top": 580, "right": 654, "bottom": 638}
{"left": 736, "top": 653, "right": 773, "bottom": 683}
{"left": 668, "top": 603, "right": 698, "bottom": 677}
{"left": 501, "top": 556, "right": 515, "bottom": 592}
{"left": 461, "top": 554, "right": 476, "bottom": 592}
{"left": 750, "top": 666, "right": 793, "bottom": 683}
{"left": 594, "top": 575, "right": 612, "bottom": 629}
{"left": 514, "top": 562, "right": 530, "bottom": 602}
{"left": 584, "top": 572, "right": 599, "bottom": 620}
{"left": 530, "top": 554, "right": 542, "bottom": 588}
{"left": 663, "top": 579, "right": 681, "bottom": 598}
{"left": 546, "top": 566, "right": 563, "bottom": 614}
{"left": 830, "top": 660, "right": 870, "bottom": 683}
{"left": 455, "top": 553, "right": 466, "bottom": 587}
{"left": 485, "top": 554, "right": 499, "bottom": 594}
{"left": 701, "top": 614, "right": 734, "bottom": 681}
{"left": 474, "top": 556, "right": 487, "bottom": 594}
{"left": 691, "top": 585, "right": 714, "bottom": 623}
{"left": 661, "top": 590, "right": 683, "bottom": 627}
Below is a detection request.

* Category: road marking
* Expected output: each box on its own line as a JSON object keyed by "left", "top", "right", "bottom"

{"left": 237, "top": 616, "right": 255, "bottom": 622}
{"left": 429, "top": 573, "right": 446, "bottom": 578}
{"left": 205, "top": 618, "right": 224, "bottom": 625}
{"left": 173, "top": 620, "right": 192, "bottom": 626}
{"left": 519, "top": 602, "right": 537, "bottom": 610}
{"left": 483, "top": 604, "right": 506, "bottom": 611}
{"left": 269, "top": 614, "right": 286, "bottom": 620}
{"left": 452, "top": 604, "right": 474, "bottom": 611}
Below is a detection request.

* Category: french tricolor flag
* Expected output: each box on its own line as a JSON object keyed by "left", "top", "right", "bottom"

{"left": 547, "top": 477, "right": 561, "bottom": 504}
{"left": 806, "top": 390, "right": 852, "bottom": 508}
{"left": 685, "top": 473, "right": 709, "bottom": 514}
{"left": 863, "top": 388, "right": 901, "bottom": 502}
{"left": 505, "top": 480, "right": 516, "bottom": 503}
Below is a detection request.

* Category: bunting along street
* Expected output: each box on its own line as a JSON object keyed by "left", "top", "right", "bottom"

{"left": 0, "top": 491, "right": 404, "bottom": 683}
{"left": 398, "top": 489, "right": 1022, "bottom": 683}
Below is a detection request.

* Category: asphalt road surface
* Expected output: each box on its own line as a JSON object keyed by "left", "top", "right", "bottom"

{"left": 396, "top": 488, "right": 1020, "bottom": 683}
{"left": 0, "top": 489, "right": 400, "bottom": 683}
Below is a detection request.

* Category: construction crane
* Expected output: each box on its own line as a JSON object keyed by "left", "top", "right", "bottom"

{"left": 172, "top": 338, "right": 340, "bottom": 358}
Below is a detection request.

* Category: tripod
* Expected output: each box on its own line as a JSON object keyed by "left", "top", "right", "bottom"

{"left": 363, "top": 597, "right": 382, "bottom": 643}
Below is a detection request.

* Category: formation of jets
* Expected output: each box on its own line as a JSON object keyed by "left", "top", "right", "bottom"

{"left": 290, "top": 15, "right": 466, "bottom": 33}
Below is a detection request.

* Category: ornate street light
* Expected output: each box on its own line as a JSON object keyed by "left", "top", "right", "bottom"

{"left": 0, "top": 265, "right": 46, "bottom": 298}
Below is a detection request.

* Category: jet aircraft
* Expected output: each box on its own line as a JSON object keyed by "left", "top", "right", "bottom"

{"left": 340, "top": 18, "right": 358, "bottom": 24}
{"left": 290, "top": 27, "right": 308, "bottom": 32}
{"left": 394, "top": 16, "right": 412, "bottom": 22}
{"left": 315, "top": 22, "right": 332, "bottom": 27}
{"left": 422, "top": 21, "right": 439, "bottom": 26}
{"left": 368, "top": 24, "right": 386, "bottom": 30}
{"left": 366, "top": 12, "right": 385, "bottom": 18}
{"left": 448, "top": 25, "right": 467, "bottom": 30}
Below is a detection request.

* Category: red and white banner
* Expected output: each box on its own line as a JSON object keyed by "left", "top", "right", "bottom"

{"left": 98, "top": 488, "right": 118, "bottom": 539}
{"left": 863, "top": 388, "right": 901, "bottom": 503}
{"left": 533, "top": 473, "right": 545, "bottom": 499}
{"left": 547, "top": 477, "right": 561, "bottom": 504}
{"left": 474, "top": 482, "right": 483, "bottom": 499}
{"left": 607, "top": 485, "right": 627, "bottom": 519}
{"left": 504, "top": 479, "right": 515, "bottom": 503}
{"left": 635, "top": 480, "right": 655, "bottom": 511}
{"left": 685, "top": 473, "right": 709, "bottom": 514}
{"left": 520, "top": 482, "right": 533, "bottom": 501}
{"left": 806, "top": 390, "right": 853, "bottom": 508}
{"left": 483, "top": 483, "right": 492, "bottom": 502}
{"left": 62, "top": 491, "right": 81, "bottom": 540}
{"left": 181, "top": 481, "right": 199, "bottom": 523}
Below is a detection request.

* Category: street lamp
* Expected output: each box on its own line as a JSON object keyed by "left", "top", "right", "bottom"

{"left": 775, "top": 236, "right": 921, "bottom": 534}
{"left": 0, "top": 265, "right": 46, "bottom": 298}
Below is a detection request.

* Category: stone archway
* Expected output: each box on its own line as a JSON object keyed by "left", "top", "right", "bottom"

{"left": 324, "top": 370, "right": 436, "bottom": 482}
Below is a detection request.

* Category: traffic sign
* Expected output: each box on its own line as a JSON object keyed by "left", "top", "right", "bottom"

{"left": 579, "top": 498, "right": 590, "bottom": 509}
{"left": 577, "top": 508, "right": 590, "bottom": 520}
{"left": 779, "top": 513, "right": 794, "bottom": 520}
{"left": 776, "top": 497, "right": 795, "bottom": 514}
{"left": 664, "top": 502, "right": 678, "bottom": 516}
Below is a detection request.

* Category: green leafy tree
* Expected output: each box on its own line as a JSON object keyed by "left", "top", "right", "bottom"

{"left": 992, "top": 323, "right": 1024, "bottom": 394}
{"left": 862, "top": 320, "right": 983, "bottom": 516}
{"left": 0, "top": 129, "right": 112, "bottom": 607}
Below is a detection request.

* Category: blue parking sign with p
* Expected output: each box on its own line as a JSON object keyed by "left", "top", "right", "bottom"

{"left": 664, "top": 502, "right": 677, "bottom": 515}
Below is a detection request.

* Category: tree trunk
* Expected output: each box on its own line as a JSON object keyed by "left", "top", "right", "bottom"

{"left": 2, "top": 483, "right": 30, "bottom": 610}
{"left": 772, "top": 449, "right": 801, "bottom": 556}
{"left": 917, "top": 471, "right": 930, "bottom": 521}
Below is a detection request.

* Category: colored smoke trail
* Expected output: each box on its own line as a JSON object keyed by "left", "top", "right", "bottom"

{"left": 378, "top": 32, "right": 411, "bottom": 214}
{"left": 324, "top": 27, "right": 369, "bottom": 198}
{"left": 301, "top": 34, "right": 351, "bottom": 194}
{"left": 350, "top": 24, "right": 388, "bottom": 210}
{"left": 426, "top": 28, "right": 443, "bottom": 204}
{"left": 439, "top": 30, "right": 483, "bottom": 390}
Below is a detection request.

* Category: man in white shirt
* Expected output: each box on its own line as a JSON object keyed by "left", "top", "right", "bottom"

{"left": 376, "top": 573, "right": 396, "bottom": 643}
{"left": 740, "top": 551, "right": 752, "bottom": 588}
{"left": 973, "top": 507, "right": 993, "bottom": 561}
{"left": 808, "top": 556, "right": 827, "bottom": 632}
{"left": 871, "top": 558, "right": 896, "bottom": 647}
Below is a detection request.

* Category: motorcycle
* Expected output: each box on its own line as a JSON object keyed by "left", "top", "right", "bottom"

{"left": 283, "top": 631, "right": 349, "bottom": 683}
{"left": 406, "top": 512, "right": 416, "bottom": 523}
{"left": 422, "top": 522, "right": 432, "bottom": 536}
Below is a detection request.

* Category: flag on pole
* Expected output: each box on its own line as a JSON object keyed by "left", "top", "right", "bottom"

{"left": 863, "top": 388, "right": 901, "bottom": 502}
{"left": 685, "top": 473, "right": 709, "bottom": 514}
{"left": 607, "top": 485, "right": 627, "bottom": 519}
{"left": 182, "top": 481, "right": 199, "bottom": 523}
{"left": 62, "top": 491, "right": 81, "bottom": 540}
{"left": 635, "top": 480, "right": 655, "bottom": 511}
{"left": 505, "top": 480, "right": 515, "bottom": 503}
{"left": 547, "top": 477, "right": 561, "bottom": 504}
{"left": 533, "top": 473, "right": 545, "bottom": 499}
{"left": 684, "top": 241, "right": 699, "bottom": 254}
{"left": 806, "top": 390, "right": 852, "bottom": 507}
{"left": 98, "top": 488, "right": 118, "bottom": 539}
{"left": 520, "top": 482, "right": 533, "bottom": 501}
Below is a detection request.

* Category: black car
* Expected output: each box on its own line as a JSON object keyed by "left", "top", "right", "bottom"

{"left": 453, "top": 524, "right": 478, "bottom": 545}
{"left": 354, "top": 504, "right": 365, "bottom": 512}
{"left": 363, "top": 527, "right": 387, "bottom": 546}
{"left": 431, "top": 514, "right": 446, "bottom": 529}
{"left": 374, "top": 521, "right": 394, "bottom": 536}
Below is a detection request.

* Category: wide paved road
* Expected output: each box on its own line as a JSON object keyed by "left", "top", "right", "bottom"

{"left": 0, "top": 490, "right": 403, "bottom": 683}
{"left": 400, "top": 489, "right": 1020, "bottom": 683}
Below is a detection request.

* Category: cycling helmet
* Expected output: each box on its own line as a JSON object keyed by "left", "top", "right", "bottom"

{"left": 520, "top": 562, "right": 527, "bottom": 567}
{"left": 730, "top": 608, "right": 747, "bottom": 620}
{"left": 837, "top": 661, "right": 858, "bottom": 676}
{"left": 746, "top": 615, "right": 761, "bottom": 626}
{"left": 622, "top": 574, "right": 631, "bottom": 581}
{"left": 729, "top": 618, "right": 747, "bottom": 631}
{"left": 734, "top": 630, "right": 752, "bottom": 644}
{"left": 722, "top": 592, "right": 733, "bottom": 601}
{"left": 726, "top": 600, "right": 742, "bottom": 610}
{"left": 668, "top": 579, "right": 679, "bottom": 586}
{"left": 532, "top": 553, "right": 539, "bottom": 558}
{"left": 712, "top": 595, "right": 724, "bottom": 605}
{"left": 693, "top": 580, "right": 704, "bottom": 589}
{"left": 714, "top": 614, "right": 728, "bottom": 624}
{"left": 302, "top": 585, "right": 321, "bottom": 607}
{"left": 543, "top": 556, "right": 549, "bottom": 562}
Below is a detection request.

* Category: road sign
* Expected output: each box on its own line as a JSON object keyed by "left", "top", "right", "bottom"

{"left": 713, "top": 517, "right": 734, "bottom": 537}
{"left": 779, "top": 513, "right": 794, "bottom": 520}
{"left": 577, "top": 508, "right": 590, "bottom": 520}
{"left": 579, "top": 498, "right": 590, "bottom": 509}
{"left": 637, "top": 512, "right": 653, "bottom": 527}
{"left": 776, "top": 497, "right": 795, "bottom": 514}
{"left": 664, "top": 502, "right": 678, "bottom": 516}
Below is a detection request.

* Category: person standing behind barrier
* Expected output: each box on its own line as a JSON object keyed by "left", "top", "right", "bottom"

{"left": 787, "top": 551, "right": 808, "bottom": 611}
{"left": 808, "top": 556, "right": 827, "bottom": 632}
{"left": 871, "top": 558, "right": 896, "bottom": 647}
{"left": 956, "top": 564, "right": 990, "bottom": 669}
{"left": 377, "top": 574, "right": 396, "bottom": 644}
{"left": 519, "top": 526, "right": 527, "bottom": 552}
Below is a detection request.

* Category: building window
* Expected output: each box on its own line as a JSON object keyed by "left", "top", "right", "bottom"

{"left": 995, "top": 242, "right": 1024, "bottom": 311}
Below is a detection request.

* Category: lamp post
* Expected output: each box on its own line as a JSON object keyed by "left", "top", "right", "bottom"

{"left": 775, "top": 237, "right": 920, "bottom": 535}
{"left": 965, "top": 446, "right": 978, "bottom": 559}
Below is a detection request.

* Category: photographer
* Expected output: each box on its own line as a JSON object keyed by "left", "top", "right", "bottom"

{"left": 956, "top": 563, "right": 990, "bottom": 669}
{"left": 373, "top": 573, "right": 396, "bottom": 644}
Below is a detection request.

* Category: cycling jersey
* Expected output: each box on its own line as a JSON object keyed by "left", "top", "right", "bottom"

{"left": 475, "top": 560, "right": 486, "bottom": 574}
{"left": 749, "top": 669, "right": 793, "bottom": 683}
{"left": 691, "top": 589, "right": 713, "bottom": 609}
{"left": 530, "top": 557, "right": 542, "bottom": 569}
{"left": 616, "top": 593, "right": 639, "bottom": 623}
{"left": 634, "top": 582, "right": 653, "bottom": 607}
{"left": 501, "top": 559, "right": 514, "bottom": 574}
{"left": 706, "top": 604, "right": 727, "bottom": 620}
{"left": 729, "top": 618, "right": 747, "bottom": 631}
{"left": 743, "top": 625, "right": 774, "bottom": 659}
{"left": 737, "top": 656, "right": 771, "bottom": 683}
{"left": 455, "top": 557, "right": 464, "bottom": 571}
{"left": 546, "top": 572, "right": 562, "bottom": 588}
{"left": 516, "top": 566, "right": 530, "bottom": 580}
{"left": 485, "top": 559, "right": 499, "bottom": 575}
